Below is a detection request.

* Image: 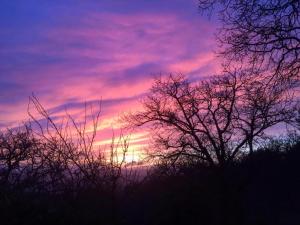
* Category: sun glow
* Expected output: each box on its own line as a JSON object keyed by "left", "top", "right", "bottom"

{"left": 93, "top": 131, "right": 149, "bottom": 164}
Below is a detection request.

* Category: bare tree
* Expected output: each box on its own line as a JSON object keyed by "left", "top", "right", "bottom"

{"left": 198, "top": 0, "right": 300, "bottom": 81}
{"left": 0, "top": 126, "right": 37, "bottom": 187}
{"left": 127, "top": 72, "right": 297, "bottom": 167}
{"left": 0, "top": 94, "right": 135, "bottom": 196}
{"left": 26, "top": 95, "right": 132, "bottom": 194}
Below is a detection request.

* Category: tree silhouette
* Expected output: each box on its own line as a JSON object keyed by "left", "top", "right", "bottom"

{"left": 0, "top": 95, "right": 137, "bottom": 197}
{"left": 127, "top": 71, "right": 297, "bottom": 167}
{"left": 0, "top": 127, "right": 37, "bottom": 187}
{"left": 199, "top": 0, "right": 300, "bottom": 81}
{"left": 0, "top": 96, "right": 140, "bottom": 225}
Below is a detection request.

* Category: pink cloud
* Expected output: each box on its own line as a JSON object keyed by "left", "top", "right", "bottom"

{"left": 1, "top": 10, "right": 219, "bottom": 159}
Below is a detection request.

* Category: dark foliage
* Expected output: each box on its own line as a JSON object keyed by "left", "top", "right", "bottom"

{"left": 121, "top": 139, "right": 300, "bottom": 225}
{"left": 1, "top": 133, "right": 300, "bottom": 225}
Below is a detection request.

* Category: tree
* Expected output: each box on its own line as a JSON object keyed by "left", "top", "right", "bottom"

{"left": 0, "top": 96, "right": 138, "bottom": 224}
{"left": 198, "top": 0, "right": 300, "bottom": 81}
{"left": 0, "top": 95, "right": 135, "bottom": 196}
{"left": 0, "top": 126, "right": 37, "bottom": 187}
{"left": 127, "top": 72, "right": 297, "bottom": 167}
{"left": 26, "top": 95, "right": 131, "bottom": 194}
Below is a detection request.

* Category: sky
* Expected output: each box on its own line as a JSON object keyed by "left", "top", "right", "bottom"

{"left": 0, "top": 0, "right": 219, "bottom": 161}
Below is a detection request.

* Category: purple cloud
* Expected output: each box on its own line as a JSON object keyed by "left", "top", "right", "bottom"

{"left": 0, "top": 1, "right": 219, "bottom": 154}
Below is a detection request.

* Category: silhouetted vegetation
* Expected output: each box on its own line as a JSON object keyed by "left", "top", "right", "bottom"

{"left": 127, "top": 72, "right": 297, "bottom": 167}
{"left": 127, "top": 135, "right": 300, "bottom": 225}
{"left": 1, "top": 125, "right": 300, "bottom": 225}
{"left": 1, "top": 2, "right": 299, "bottom": 224}
{"left": 1, "top": 74, "right": 300, "bottom": 224}
{"left": 0, "top": 96, "right": 138, "bottom": 225}
{"left": 198, "top": 0, "right": 300, "bottom": 81}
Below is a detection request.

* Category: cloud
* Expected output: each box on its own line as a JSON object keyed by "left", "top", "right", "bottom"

{"left": 0, "top": 1, "right": 219, "bottom": 153}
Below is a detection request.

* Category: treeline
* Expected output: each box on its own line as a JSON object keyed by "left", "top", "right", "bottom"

{"left": 1, "top": 0, "right": 299, "bottom": 224}
{"left": 1, "top": 125, "right": 300, "bottom": 225}
{"left": 1, "top": 70, "right": 300, "bottom": 225}
{"left": 0, "top": 96, "right": 139, "bottom": 225}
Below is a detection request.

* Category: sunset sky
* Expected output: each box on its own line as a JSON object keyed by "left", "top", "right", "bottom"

{"left": 0, "top": 0, "right": 219, "bottom": 160}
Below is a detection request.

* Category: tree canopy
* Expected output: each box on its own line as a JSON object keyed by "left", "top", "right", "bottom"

{"left": 199, "top": 0, "right": 300, "bottom": 80}
{"left": 128, "top": 71, "right": 297, "bottom": 167}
